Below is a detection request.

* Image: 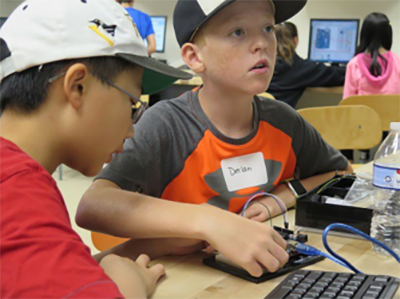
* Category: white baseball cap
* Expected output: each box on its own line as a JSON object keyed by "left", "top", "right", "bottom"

{"left": 0, "top": 0, "right": 192, "bottom": 94}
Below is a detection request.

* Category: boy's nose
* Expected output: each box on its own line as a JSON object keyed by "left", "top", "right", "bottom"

{"left": 252, "top": 34, "right": 269, "bottom": 52}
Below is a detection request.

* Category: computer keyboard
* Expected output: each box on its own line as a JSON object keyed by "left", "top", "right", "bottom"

{"left": 265, "top": 269, "right": 400, "bottom": 299}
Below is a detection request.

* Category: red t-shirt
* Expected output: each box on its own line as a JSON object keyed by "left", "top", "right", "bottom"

{"left": 0, "top": 137, "right": 123, "bottom": 298}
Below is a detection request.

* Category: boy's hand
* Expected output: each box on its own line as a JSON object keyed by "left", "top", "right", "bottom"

{"left": 242, "top": 201, "right": 272, "bottom": 222}
{"left": 100, "top": 254, "right": 165, "bottom": 298}
{"left": 133, "top": 254, "right": 165, "bottom": 295}
{"left": 200, "top": 205, "right": 289, "bottom": 277}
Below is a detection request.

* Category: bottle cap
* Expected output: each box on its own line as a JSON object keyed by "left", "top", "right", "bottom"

{"left": 390, "top": 122, "right": 400, "bottom": 131}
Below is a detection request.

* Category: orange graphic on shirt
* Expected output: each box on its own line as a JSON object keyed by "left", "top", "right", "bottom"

{"left": 161, "top": 121, "right": 296, "bottom": 213}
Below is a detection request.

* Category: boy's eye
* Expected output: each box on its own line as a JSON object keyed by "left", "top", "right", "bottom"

{"left": 264, "top": 26, "right": 274, "bottom": 33}
{"left": 231, "top": 28, "right": 244, "bottom": 37}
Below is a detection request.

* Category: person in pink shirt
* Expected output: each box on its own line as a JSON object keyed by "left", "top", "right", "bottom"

{"left": 343, "top": 12, "right": 400, "bottom": 99}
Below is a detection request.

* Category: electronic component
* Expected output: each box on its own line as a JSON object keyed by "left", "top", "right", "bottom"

{"left": 202, "top": 227, "right": 323, "bottom": 283}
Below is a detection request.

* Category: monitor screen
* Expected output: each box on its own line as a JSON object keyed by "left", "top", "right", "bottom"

{"left": 308, "top": 19, "right": 359, "bottom": 64}
{"left": 150, "top": 16, "right": 167, "bottom": 53}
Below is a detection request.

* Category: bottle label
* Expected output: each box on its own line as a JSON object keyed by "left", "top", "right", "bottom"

{"left": 373, "top": 164, "right": 400, "bottom": 190}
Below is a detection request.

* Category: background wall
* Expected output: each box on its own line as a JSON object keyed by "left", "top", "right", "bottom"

{"left": 0, "top": 0, "right": 20, "bottom": 16}
{"left": 1, "top": 0, "right": 399, "bottom": 65}
{"left": 136, "top": 0, "right": 400, "bottom": 64}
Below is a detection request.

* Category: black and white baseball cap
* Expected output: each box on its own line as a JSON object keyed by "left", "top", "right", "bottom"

{"left": 0, "top": 0, "right": 192, "bottom": 94}
{"left": 174, "top": 0, "right": 307, "bottom": 47}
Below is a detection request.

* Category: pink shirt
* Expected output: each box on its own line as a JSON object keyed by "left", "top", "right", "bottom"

{"left": 343, "top": 51, "right": 400, "bottom": 99}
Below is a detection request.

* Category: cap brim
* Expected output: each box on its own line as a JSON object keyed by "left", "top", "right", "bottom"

{"left": 273, "top": 0, "right": 307, "bottom": 24}
{"left": 188, "top": 0, "right": 307, "bottom": 45}
{"left": 116, "top": 53, "right": 192, "bottom": 95}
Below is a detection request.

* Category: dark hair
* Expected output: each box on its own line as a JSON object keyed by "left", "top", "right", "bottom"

{"left": 283, "top": 22, "right": 298, "bottom": 39}
{"left": 117, "top": 0, "right": 133, "bottom": 3}
{"left": 275, "top": 24, "right": 296, "bottom": 65}
{"left": 356, "top": 12, "right": 392, "bottom": 77}
{"left": 0, "top": 57, "right": 136, "bottom": 114}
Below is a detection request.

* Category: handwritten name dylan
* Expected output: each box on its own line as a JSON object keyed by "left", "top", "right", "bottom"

{"left": 228, "top": 166, "right": 253, "bottom": 176}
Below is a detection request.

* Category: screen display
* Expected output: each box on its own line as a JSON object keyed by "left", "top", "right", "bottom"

{"left": 308, "top": 19, "right": 359, "bottom": 64}
{"left": 150, "top": 16, "right": 167, "bottom": 53}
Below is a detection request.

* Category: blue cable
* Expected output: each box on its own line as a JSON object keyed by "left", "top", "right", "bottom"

{"left": 323, "top": 223, "right": 400, "bottom": 272}
{"left": 295, "top": 243, "right": 352, "bottom": 271}
{"left": 296, "top": 223, "right": 400, "bottom": 274}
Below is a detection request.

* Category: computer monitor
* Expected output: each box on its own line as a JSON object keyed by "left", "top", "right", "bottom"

{"left": 0, "top": 17, "right": 7, "bottom": 28}
{"left": 150, "top": 16, "right": 167, "bottom": 53}
{"left": 308, "top": 19, "right": 360, "bottom": 64}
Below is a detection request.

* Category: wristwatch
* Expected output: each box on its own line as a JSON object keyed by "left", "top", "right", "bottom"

{"left": 286, "top": 179, "right": 307, "bottom": 199}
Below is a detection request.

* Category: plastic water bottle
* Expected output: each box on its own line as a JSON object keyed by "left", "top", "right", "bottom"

{"left": 371, "top": 122, "right": 400, "bottom": 257}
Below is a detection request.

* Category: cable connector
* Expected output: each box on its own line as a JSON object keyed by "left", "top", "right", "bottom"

{"left": 295, "top": 243, "right": 321, "bottom": 256}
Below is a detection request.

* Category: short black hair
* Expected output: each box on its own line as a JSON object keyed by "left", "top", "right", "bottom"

{"left": 117, "top": 0, "right": 133, "bottom": 3}
{"left": 0, "top": 57, "right": 136, "bottom": 114}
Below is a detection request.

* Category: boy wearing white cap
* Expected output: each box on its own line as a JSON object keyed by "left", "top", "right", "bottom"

{"left": 0, "top": 0, "right": 192, "bottom": 297}
{"left": 78, "top": 0, "right": 352, "bottom": 279}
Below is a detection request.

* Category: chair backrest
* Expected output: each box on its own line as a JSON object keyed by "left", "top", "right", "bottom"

{"left": 258, "top": 92, "right": 275, "bottom": 99}
{"left": 92, "top": 232, "right": 127, "bottom": 251}
{"left": 297, "top": 105, "right": 382, "bottom": 150}
{"left": 339, "top": 95, "right": 400, "bottom": 131}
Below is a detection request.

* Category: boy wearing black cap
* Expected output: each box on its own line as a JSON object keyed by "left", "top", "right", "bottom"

{"left": 0, "top": 0, "right": 192, "bottom": 297}
{"left": 79, "top": 0, "right": 352, "bottom": 278}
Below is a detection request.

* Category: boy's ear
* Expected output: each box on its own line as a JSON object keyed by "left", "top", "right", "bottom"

{"left": 181, "top": 43, "right": 205, "bottom": 74}
{"left": 63, "top": 63, "right": 90, "bottom": 110}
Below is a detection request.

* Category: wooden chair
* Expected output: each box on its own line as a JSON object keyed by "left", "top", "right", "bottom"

{"left": 258, "top": 92, "right": 275, "bottom": 99}
{"left": 297, "top": 106, "right": 382, "bottom": 168}
{"left": 133, "top": 94, "right": 149, "bottom": 109}
{"left": 339, "top": 95, "right": 400, "bottom": 131}
{"left": 92, "top": 232, "right": 128, "bottom": 251}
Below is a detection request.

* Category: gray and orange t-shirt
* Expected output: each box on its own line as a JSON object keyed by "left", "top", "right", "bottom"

{"left": 98, "top": 90, "right": 348, "bottom": 213}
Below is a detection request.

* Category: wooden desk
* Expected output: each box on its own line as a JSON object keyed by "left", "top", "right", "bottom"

{"left": 151, "top": 208, "right": 400, "bottom": 298}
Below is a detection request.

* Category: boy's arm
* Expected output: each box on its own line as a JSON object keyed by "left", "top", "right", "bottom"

{"left": 77, "top": 179, "right": 289, "bottom": 277}
{"left": 243, "top": 163, "right": 353, "bottom": 221}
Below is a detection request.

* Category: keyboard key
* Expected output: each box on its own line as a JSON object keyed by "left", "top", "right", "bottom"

{"left": 321, "top": 291, "right": 337, "bottom": 298}
{"left": 298, "top": 282, "right": 312, "bottom": 290}
{"left": 364, "top": 290, "right": 380, "bottom": 298}
{"left": 374, "top": 276, "right": 389, "bottom": 282}
{"left": 347, "top": 281, "right": 362, "bottom": 287}
{"left": 307, "top": 271, "right": 323, "bottom": 281}
{"left": 323, "top": 272, "right": 338, "bottom": 279}
{"left": 343, "top": 285, "right": 358, "bottom": 292}
{"left": 368, "top": 283, "right": 384, "bottom": 291}
{"left": 339, "top": 290, "right": 354, "bottom": 297}
{"left": 309, "top": 286, "right": 324, "bottom": 294}
{"left": 353, "top": 274, "right": 366, "bottom": 281}
{"left": 325, "top": 286, "right": 340, "bottom": 294}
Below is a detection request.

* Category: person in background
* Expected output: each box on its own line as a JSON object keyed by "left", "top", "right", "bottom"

{"left": 343, "top": 12, "right": 400, "bottom": 99}
{"left": 267, "top": 23, "right": 345, "bottom": 108}
{"left": 283, "top": 21, "right": 299, "bottom": 48}
{"left": 118, "top": 0, "right": 157, "bottom": 56}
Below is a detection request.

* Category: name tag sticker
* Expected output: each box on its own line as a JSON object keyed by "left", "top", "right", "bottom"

{"left": 221, "top": 152, "right": 268, "bottom": 192}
